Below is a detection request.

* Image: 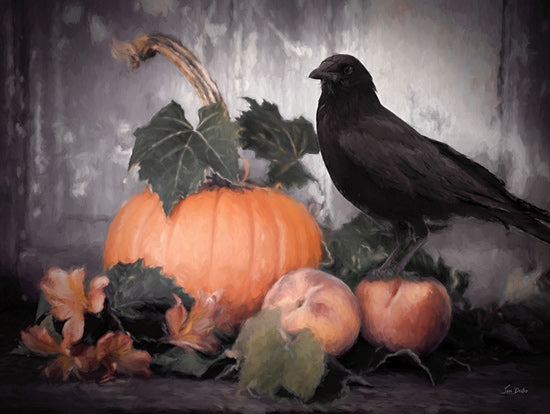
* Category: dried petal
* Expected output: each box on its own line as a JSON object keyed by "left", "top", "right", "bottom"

{"left": 60, "top": 313, "right": 85, "bottom": 349}
{"left": 41, "top": 267, "right": 87, "bottom": 321}
{"left": 20, "top": 325, "right": 64, "bottom": 356}
{"left": 96, "top": 332, "right": 152, "bottom": 378}
{"left": 43, "top": 344, "right": 100, "bottom": 380}
{"left": 71, "top": 343, "right": 100, "bottom": 374}
{"left": 44, "top": 354, "right": 77, "bottom": 380}
{"left": 166, "top": 290, "right": 222, "bottom": 355}
{"left": 165, "top": 294, "right": 189, "bottom": 338}
{"left": 39, "top": 267, "right": 108, "bottom": 347}
{"left": 115, "top": 348, "right": 153, "bottom": 377}
{"left": 87, "top": 275, "right": 109, "bottom": 314}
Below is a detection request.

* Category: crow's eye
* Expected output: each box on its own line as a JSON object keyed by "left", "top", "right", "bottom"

{"left": 343, "top": 65, "right": 353, "bottom": 75}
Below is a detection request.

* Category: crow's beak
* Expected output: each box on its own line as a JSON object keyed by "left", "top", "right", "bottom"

{"left": 309, "top": 67, "right": 325, "bottom": 80}
{"left": 309, "top": 67, "right": 339, "bottom": 82}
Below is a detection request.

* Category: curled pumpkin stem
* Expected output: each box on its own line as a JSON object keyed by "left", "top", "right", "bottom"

{"left": 111, "top": 32, "right": 222, "bottom": 106}
{"left": 240, "top": 159, "right": 250, "bottom": 183}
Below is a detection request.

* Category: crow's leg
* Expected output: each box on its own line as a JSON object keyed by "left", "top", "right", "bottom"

{"left": 392, "top": 220, "right": 429, "bottom": 275}
{"left": 378, "top": 221, "right": 410, "bottom": 271}
{"left": 376, "top": 220, "right": 428, "bottom": 276}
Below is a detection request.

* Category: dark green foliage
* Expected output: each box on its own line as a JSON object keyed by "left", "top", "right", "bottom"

{"left": 104, "top": 260, "right": 195, "bottom": 343}
{"left": 322, "top": 214, "right": 392, "bottom": 288}
{"left": 238, "top": 98, "right": 319, "bottom": 188}
{"left": 131, "top": 101, "right": 240, "bottom": 215}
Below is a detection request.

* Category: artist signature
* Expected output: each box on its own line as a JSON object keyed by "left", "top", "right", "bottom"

{"left": 501, "top": 384, "right": 528, "bottom": 395}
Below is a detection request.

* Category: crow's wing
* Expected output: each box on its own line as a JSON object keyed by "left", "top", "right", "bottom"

{"left": 338, "top": 106, "right": 511, "bottom": 210}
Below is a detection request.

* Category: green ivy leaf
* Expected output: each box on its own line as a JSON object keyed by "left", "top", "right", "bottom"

{"left": 281, "top": 329, "right": 327, "bottom": 400}
{"left": 131, "top": 101, "right": 240, "bottom": 215}
{"left": 267, "top": 160, "right": 313, "bottom": 189}
{"left": 104, "top": 260, "right": 195, "bottom": 341}
{"left": 238, "top": 98, "right": 318, "bottom": 188}
{"left": 232, "top": 308, "right": 326, "bottom": 401}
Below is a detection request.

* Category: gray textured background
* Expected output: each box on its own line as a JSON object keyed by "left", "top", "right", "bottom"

{"left": 1, "top": 0, "right": 549, "bottom": 307}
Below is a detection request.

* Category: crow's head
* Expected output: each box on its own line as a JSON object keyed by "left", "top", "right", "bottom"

{"left": 309, "top": 54, "right": 376, "bottom": 95}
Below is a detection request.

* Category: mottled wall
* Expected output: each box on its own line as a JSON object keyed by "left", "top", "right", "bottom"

{"left": 1, "top": 0, "right": 549, "bottom": 306}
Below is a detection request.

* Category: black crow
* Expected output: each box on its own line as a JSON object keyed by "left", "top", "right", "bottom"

{"left": 309, "top": 54, "right": 550, "bottom": 276}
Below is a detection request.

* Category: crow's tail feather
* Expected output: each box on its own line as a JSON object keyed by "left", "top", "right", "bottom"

{"left": 498, "top": 198, "right": 550, "bottom": 244}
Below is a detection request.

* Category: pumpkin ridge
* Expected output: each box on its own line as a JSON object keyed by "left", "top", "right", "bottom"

{"left": 249, "top": 188, "right": 282, "bottom": 303}
{"left": 244, "top": 190, "right": 255, "bottom": 314}
{"left": 128, "top": 188, "right": 160, "bottom": 264}
{"left": 301, "top": 204, "right": 323, "bottom": 267}
{"left": 206, "top": 187, "right": 223, "bottom": 295}
{"left": 273, "top": 192, "right": 301, "bottom": 271}
{"left": 164, "top": 190, "right": 195, "bottom": 279}
{"left": 104, "top": 189, "right": 143, "bottom": 266}
{"left": 259, "top": 190, "right": 281, "bottom": 282}
{"left": 266, "top": 190, "right": 287, "bottom": 278}
{"left": 293, "top": 200, "right": 310, "bottom": 267}
{"left": 142, "top": 189, "right": 169, "bottom": 268}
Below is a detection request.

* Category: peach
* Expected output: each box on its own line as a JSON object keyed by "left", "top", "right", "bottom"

{"left": 355, "top": 276, "right": 452, "bottom": 355}
{"left": 262, "top": 268, "right": 361, "bottom": 356}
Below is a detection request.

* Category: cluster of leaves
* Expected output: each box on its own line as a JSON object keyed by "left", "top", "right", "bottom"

{"left": 237, "top": 98, "right": 319, "bottom": 187}
{"left": 131, "top": 101, "right": 241, "bottom": 215}
{"left": 131, "top": 98, "right": 319, "bottom": 215}
{"left": 104, "top": 260, "right": 195, "bottom": 347}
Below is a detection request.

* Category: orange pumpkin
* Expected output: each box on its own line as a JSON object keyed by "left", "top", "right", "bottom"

{"left": 103, "top": 186, "right": 323, "bottom": 325}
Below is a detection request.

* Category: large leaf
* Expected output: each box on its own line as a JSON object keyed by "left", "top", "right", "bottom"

{"left": 238, "top": 98, "right": 318, "bottom": 188}
{"left": 232, "top": 308, "right": 326, "bottom": 401}
{"left": 131, "top": 101, "right": 240, "bottom": 215}
{"left": 104, "top": 260, "right": 195, "bottom": 342}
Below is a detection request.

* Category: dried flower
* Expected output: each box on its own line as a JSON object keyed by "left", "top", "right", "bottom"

{"left": 20, "top": 325, "right": 66, "bottom": 357}
{"left": 40, "top": 267, "right": 109, "bottom": 348}
{"left": 165, "top": 291, "right": 223, "bottom": 355}
{"left": 96, "top": 331, "right": 152, "bottom": 379}
{"left": 20, "top": 325, "right": 99, "bottom": 380}
{"left": 21, "top": 326, "right": 152, "bottom": 381}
